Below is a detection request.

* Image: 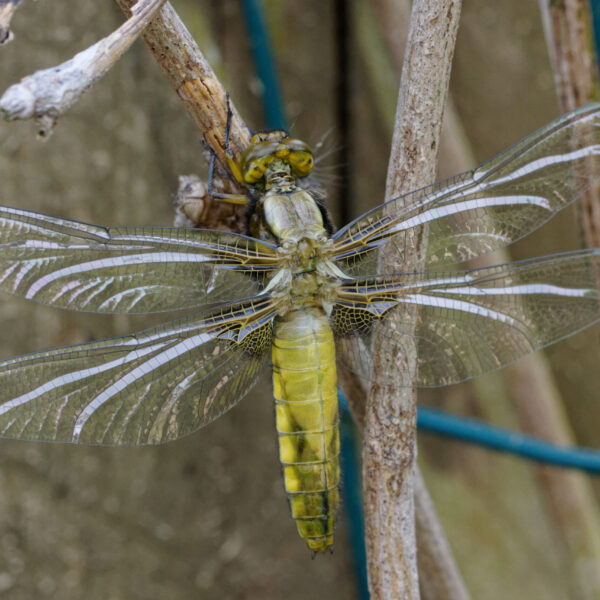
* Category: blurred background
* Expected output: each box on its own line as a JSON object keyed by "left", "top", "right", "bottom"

{"left": 0, "top": 1, "right": 599, "bottom": 599}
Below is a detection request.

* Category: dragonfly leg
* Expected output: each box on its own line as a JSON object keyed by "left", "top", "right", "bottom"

{"left": 201, "top": 135, "right": 249, "bottom": 206}
{"left": 223, "top": 92, "right": 247, "bottom": 187}
{"left": 224, "top": 91, "right": 234, "bottom": 158}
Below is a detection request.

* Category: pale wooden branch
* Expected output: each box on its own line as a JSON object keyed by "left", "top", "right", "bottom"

{"left": 338, "top": 356, "right": 470, "bottom": 600}
{"left": 112, "top": 0, "right": 249, "bottom": 226}
{"left": 355, "top": 2, "right": 470, "bottom": 598}
{"left": 0, "top": 0, "right": 166, "bottom": 136}
{"left": 113, "top": 0, "right": 250, "bottom": 180}
{"left": 364, "top": 2, "right": 600, "bottom": 596}
{"left": 538, "top": 0, "right": 595, "bottom": 111}
{"left": 538, "top": 0, "right": 600, "bottom": 249}
{"left": 0, "top": 0, "right": 21, "bottom": 45}
{"left": 362, "top": 1, "right": 462, "bottom": 599}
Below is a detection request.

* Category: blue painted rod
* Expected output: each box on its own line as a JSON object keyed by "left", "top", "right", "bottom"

{"left": 418, "top": 406, "right": 600, "bottom": 474}
{"left": 239, "top": 0, "right": 288, "bottom": 131}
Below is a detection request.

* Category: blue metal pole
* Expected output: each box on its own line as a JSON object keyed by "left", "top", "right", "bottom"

{"left": 418, "top": 406, "right": 600, "bottom": 474}
{"left": 239, "top": 0, "right": 288, "bottom": 130}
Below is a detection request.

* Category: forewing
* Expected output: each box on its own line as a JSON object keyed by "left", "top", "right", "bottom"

{"left": 0, "top": 205, "right": 280, "bottom": 313}
{"left": 333, "top": 103, "right": 600, "bottom": 272}
{"left": 334, "top": 250, "right": 600, "bottom": 386}
{"left": 0, "top": 296, "right": 277, "bottom": 445}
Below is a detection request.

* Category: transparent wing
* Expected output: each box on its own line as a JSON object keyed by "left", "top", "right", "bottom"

{"left": 332, "top": 103, "right": 600, "bottom": 272}
{"left": 0, "top": 205, "right": 281, "bottom": 313}
{"left": 334, "top": 249, "right": 600, "bottom": 386}
{"left": 0, "top": 296, "right": 278, "bottom": 445}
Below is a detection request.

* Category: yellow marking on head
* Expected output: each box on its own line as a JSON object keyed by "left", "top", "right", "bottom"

{"left": 237, "top": 134, "right": 315, "bottom": 186}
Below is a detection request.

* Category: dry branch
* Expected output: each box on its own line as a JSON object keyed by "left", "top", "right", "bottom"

{"left": 112, "top": 0, "right": 250, "bottom": 226}
{"left": 355, "top": 1, "right": 470, "bottom": 597}
{"left": 114, "top": 0, "right": 250, "bottom": 180}
{"left": 528, "top": 4, "right": 600, "bottom": 597}
{"left": 538, "top": 0, "right": 600, "bottom": 249}
{"left": 365, "top": 2, "right": 600, "bottom": 596}
{"left": 0, "top": 0, "right": 21, "bottom": 45}
{"left": 362, "top": 1, "right": 462, "bottom": 599}
{"left": 0, "top": 0, "right": 166, "bottom": 136}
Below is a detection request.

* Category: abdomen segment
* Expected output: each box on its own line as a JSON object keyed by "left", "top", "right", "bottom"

{"left": 272, "top": 308, "right": 340, "bottom": 553}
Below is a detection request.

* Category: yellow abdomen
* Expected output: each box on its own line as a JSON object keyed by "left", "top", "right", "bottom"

{"left": 272, "top": 308, "right": 340, "bottom": 553}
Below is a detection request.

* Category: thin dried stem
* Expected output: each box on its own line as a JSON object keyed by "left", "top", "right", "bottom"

{"left": 113, "top": 0, "right": 250, "bottom": 180}
{"left": 362, "top": 1, "right": 462, "bottom": 599}
{"left": 538, "top": 0, "right": 600, "bottom": 249}
{"left": 527, "top": 4, "right": 600, "bottom": 597}
{"left": 0, "top": 0, "right": 21, "bottom": 45}
{"left": 339, "top": 353, "right": 470, "bottom": 600}
{"left": 112, "top": 0, "right": 250, "bottom": 224}
{"left": 0, "top": 0, "right": 166, "bottom": 137}
{"left": 355, "top": 2, "right": 470, "bottom": 597}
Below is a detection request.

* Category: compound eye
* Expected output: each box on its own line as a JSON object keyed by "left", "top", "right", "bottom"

{"left": 288, "top": 150, "right": 314, "bottom": 177}
{"left": 243, "top": 156, "right": 271, "bottom": 184}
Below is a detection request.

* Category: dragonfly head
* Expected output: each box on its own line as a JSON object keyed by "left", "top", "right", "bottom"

{"left": 237, "top": 131, "right": 314, "bottom": 189}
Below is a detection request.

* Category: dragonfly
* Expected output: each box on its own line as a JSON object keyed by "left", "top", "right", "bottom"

{"left": 0, "top": 103, "right": 599, "bottom": 554}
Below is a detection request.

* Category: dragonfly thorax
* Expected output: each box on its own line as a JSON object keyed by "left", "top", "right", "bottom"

{"left": 258, "top": 188, "right": 328, "bottom": 248}
{"left": 270, "top": 269, "right": 341, "bottom": 316}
